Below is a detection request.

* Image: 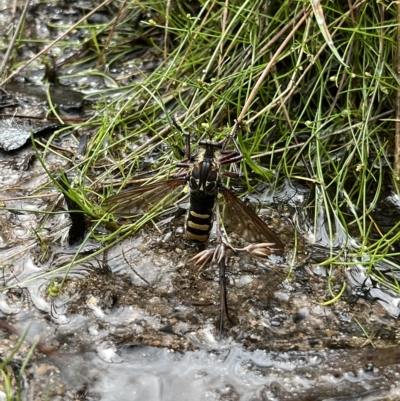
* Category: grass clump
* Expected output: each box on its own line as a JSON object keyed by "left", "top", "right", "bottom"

{"left": 1, "top": 0, "right": 400, "bottom": 301}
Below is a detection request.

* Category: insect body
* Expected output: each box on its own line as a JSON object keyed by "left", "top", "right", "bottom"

{"left": 103, "top": 122, "right": 284, "bottom": 334}
{"left": 103, "top": 123, "right": 284, "bottom": 252}
{"left": 186, "top": 142, "right": 221, "bottom": 242}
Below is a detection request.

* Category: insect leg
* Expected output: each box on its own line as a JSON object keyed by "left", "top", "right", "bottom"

{"left": 181, "top": 133, "right": 191, "bottom": 159}
{"left": 221, "top": 120, "right": 241, "bottom": 150}
{"left": 219, "top": 150, "right": 242, "bottom": 165}
{"left": 218, "top": 257, "right": 229, "bottom": 338}
{"left": 219, "top": 154, "right": 243, "bottom": 167}
{"left": 219, "top": 151, "right": 242, "bottom": 178}
{"left": 175, "top": 127, "right": 193, "bottom": 175}
{"left": 221, "top": 171, "right": 241, "bottom": 179}
{"left": 230, "top": 134, "right": 243, "bottom": 156}
{"left": 173, "top": 171, "right": 190, "bottom": 179}
{"left": 176, "top": 162, "right": 192, "bottom": 168}
{"left": 219, "top": 121, "right": 243, "bottom": 177}
{"left": 214, "top": 200, "right": 232, "bottom": 335}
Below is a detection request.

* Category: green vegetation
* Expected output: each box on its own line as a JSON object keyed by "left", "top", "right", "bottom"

{"left": 0, "top": 330, "right": 36, "bottom": 401}
{"left": 1, "top": 0, "right": 400, "bottom": 298}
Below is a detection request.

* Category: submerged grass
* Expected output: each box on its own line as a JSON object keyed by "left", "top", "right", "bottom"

{"left": 1, "top": 0, "right": 400, "bottom": 299}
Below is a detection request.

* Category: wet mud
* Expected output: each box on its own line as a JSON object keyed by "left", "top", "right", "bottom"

{"left": 1, "top": 142, "right": 400, "bottom": 399}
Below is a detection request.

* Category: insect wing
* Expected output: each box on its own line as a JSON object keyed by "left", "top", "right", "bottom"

{"left": 103, "top": 179, "right": 186, "bottom": 217}
{"left": 219, "top": 187, "right": 284, "bottom": 250}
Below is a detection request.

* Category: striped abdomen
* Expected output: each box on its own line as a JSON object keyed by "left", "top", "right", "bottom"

{"left": 186, "top": 191, "right": 216, "bottom": 242}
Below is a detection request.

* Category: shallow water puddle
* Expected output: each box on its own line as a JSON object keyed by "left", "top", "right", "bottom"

{"left": 39, "top": 343, "right": 399, "bottom": 401}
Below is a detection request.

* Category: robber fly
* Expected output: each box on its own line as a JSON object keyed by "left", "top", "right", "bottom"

{"left": 103, "top": 121, "right": 284, "bottom": 254}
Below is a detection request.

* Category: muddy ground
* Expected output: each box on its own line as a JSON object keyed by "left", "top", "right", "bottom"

{"left": 1, "top": 139, "right": 400, "bottom": 400}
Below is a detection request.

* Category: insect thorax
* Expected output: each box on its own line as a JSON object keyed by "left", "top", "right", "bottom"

{"left": 189, "top": 145, "right": 221, "bottom": 196}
